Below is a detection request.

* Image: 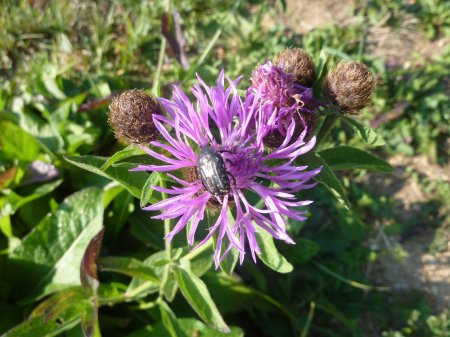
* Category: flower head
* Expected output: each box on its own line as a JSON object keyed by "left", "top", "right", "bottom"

{"left": 273, "top": 48, "right": 316, "bottom": 87}
{"left": 322, "top": 61, "right": 376, "bottom": 114}
{"left": 132, "top": 71, "right": 320, "bottom": 267}
{"left": 109, "top": 90, "right": 162, "bottom": 144}
{"left": 249, "top": 62, "right": 321, "bottom": 146}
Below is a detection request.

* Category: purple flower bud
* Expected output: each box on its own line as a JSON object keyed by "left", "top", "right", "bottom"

{"left": 249, "top": 62, "right": 321, "bottom": 147}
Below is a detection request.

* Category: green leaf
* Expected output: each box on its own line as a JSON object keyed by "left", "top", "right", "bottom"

{"left": 204, "top": 273, "right": 295, "bottom": 323}
{"left": 126, "top": 318, "right": 244, "bottom": 337}
{"left": 162, "top": 276, "right": 179, "bottom": 302}
{"left": 316, "top": 294, "right": 357, "bottom": 334}
{"left": 3, "top": 288, "right": 88, "bottom": 337}
{"left": 342, "top": 116, "right": 386, "bottom": 146}
{"left": 319, "top": 146, "right": 392, "bottom": 172}
{"left": 189, "top": 246, "right": 214, "bottom": 278}
{"left": 282, "top": 237, "right": 319, "bottom": 265}
{"left": 299, "top": 152, "right": 351, "bottom": 209}
{"left": 255, "top": 229, "right": 293, "bottom": 273}
{"left": 300, "top": 302, "right": 316, "bottom": 337}
{"left": 129, "top": 212, "right": 165, "bottom": 250}
{"left": 100, "top": 145, "right": 146, "bottom": 171}
{"left": 108, "top": 190, "right": 134, "bottom": 241}
{"left": 98, "top": 257, "right": 160, "bottom": 283}
{"left": 0, "top": 121, "right": 41, "bottom": 161}
{"left": 102, "top": 183, "right": 124, "bottom": 208}
{"left": 41, "top": 67, "right": 66, "bottom": 100}
{"left": 178, "top": 319, "right": 243, "bottom": 337}
{"left": 64, "top": 155, "right": 149, "bottom": 199}
{"left": 8, "top": 188, "right": 104, "bottom": 302}
{"left": 13, "top": 110, "right": 64, "bottom": 155}
{"left": 140, "top": 171, "right": 164, "bottom": 208}
{"left": 0, "top": 179, "right": 62, "bottom": 218}
{"left": 159, "top": 301, "right": 183, "bottom": 337}
{"left": 2, "top": 313, "right": 80, "bottom": 337}
{"left": 0, "top": 215, "right": 12, "bottom": 238}
{"left": 126, "top": 251, "right": 168, "bottom": 298}
{"left": 313, "top": 49, "right": 329, "bottom": 97}
{"left": 215, "top": 209, "right": 238, "bottom": 275}
{"left": 81, "top": 301, "right": 101, "bottom": 337}
{"left": 174, "top": 260, "right": 230, "bottom": 333}
{"left": 313, "top": 262, "right": 389, "bottom": 291}
{"left": 292, "top": 238, "right": 320, "bottom": 263}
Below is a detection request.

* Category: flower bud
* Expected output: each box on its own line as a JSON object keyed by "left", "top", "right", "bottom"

{"left": 109, "top": 90, "right": 161, "bottom": 144}
{"left": 263, "top": 110, "right": 317, "bottom": 149}
{"left": 322, "top": 61, "right": 376, "bottom": 114}
{"left": 273, "top": 48, "right": 316, "bottom": 87}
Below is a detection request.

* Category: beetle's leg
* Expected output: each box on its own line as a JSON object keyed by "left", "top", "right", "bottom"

{"left": 214, "top": 195, "right": 223, "bottom": 204}
{"left": 218, "top": 149, "right": 233, "bottom": 154}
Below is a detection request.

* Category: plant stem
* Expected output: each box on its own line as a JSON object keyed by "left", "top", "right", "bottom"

{"left": 315, "top": 113, "right": 339, "bottom": 148}
{"left": 151, "top": 37, "right": 167, "bottom": 97}
{"left": 182, "top": 239, "right": 214, "bottom": 261}
{"left": 151, "top": 0, "right": 171, "bottom": 96}
{"left": 158, "top": 181, "right": 172, "bottom": 300}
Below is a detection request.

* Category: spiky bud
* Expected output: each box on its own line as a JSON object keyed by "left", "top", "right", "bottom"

{"left": 323, "top": 61, "right": 376, "bottom": 114}
{"left": 108, "top": 90, "right": 161, "bottom": 144}
{"left": 273, "top": 48, "right": 316, "bottom": 87}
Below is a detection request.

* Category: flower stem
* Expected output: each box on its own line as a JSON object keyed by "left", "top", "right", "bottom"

{"left": 158, "top": 181, "right": 172, "bottom": 300}
{"left": 315, "top": 113, "right": 339, "bottom": 148}
{"left": 151, "top": 38, "right": 167, "bottom": 97}
{"left": 183, "top": 239, "right": 214, "bottom": 261}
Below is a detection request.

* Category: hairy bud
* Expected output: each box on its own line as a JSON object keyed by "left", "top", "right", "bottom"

{"left": 323, "top": 61, "right": 376, "bottom": 114}
{"left": 273, "top": 48, "right": 316, "bottom": 87}
{"left": 109, "top": 90, "right": 161, "bottom": 144}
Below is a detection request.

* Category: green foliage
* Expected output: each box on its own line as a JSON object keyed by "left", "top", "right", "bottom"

{"left": 1, "top": 0, "right": 449, "bottom": 337}
{"left": 8, "top": 188, "right": 104, "bottom": 301}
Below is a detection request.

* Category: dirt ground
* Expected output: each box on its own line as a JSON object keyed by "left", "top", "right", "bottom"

{"left": 277, "top": 0, "right": 450, "bottom": 312}
{"left": 279, "top": 0, "right": 450, "bottom": 67}
{"left": 279, "top": 0, "right": 357, "bottom": 35}
{"left": 367, "top": 155, "right": 450, "bottom": 310}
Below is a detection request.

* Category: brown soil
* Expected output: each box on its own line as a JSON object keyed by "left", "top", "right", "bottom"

{"left": 279, "top": 0, "right": 356, "bottom": 34}
{"left": 366, "top": 13, "right": 450, "bottom": 67}
{"left": 367, "top": 155, "right": 450, "bottom": 310}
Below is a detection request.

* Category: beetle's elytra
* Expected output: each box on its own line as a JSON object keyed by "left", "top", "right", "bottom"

{"left": 197, "top": 144, "right": 230, "bottom": 197}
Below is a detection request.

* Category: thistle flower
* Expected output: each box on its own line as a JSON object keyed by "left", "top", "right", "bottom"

{"left": 249, "top": 61, "right": 321, "bottom": 146}
{"left": 109, "top": 89, "right": 162, "bottom": 144}
{"left": 132, "top": 71, "right": 320, "bottom": 267}
{"left": 322, "top": 61, "right": 376, "bottom": 114}
{"left": 273, "top": 48, "right": 316, "bottom": 87}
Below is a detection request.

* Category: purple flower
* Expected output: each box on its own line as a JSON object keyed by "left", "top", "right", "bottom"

{"left": 249, "top": 61, "right": 321, "bottom": 142}
{"left": 132, "top": 71, "right": 320, "bottom": 268}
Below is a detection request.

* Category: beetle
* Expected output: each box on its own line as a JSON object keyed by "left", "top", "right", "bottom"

{"left": 197, "top": 144, "right": 230, "bottom": 197}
